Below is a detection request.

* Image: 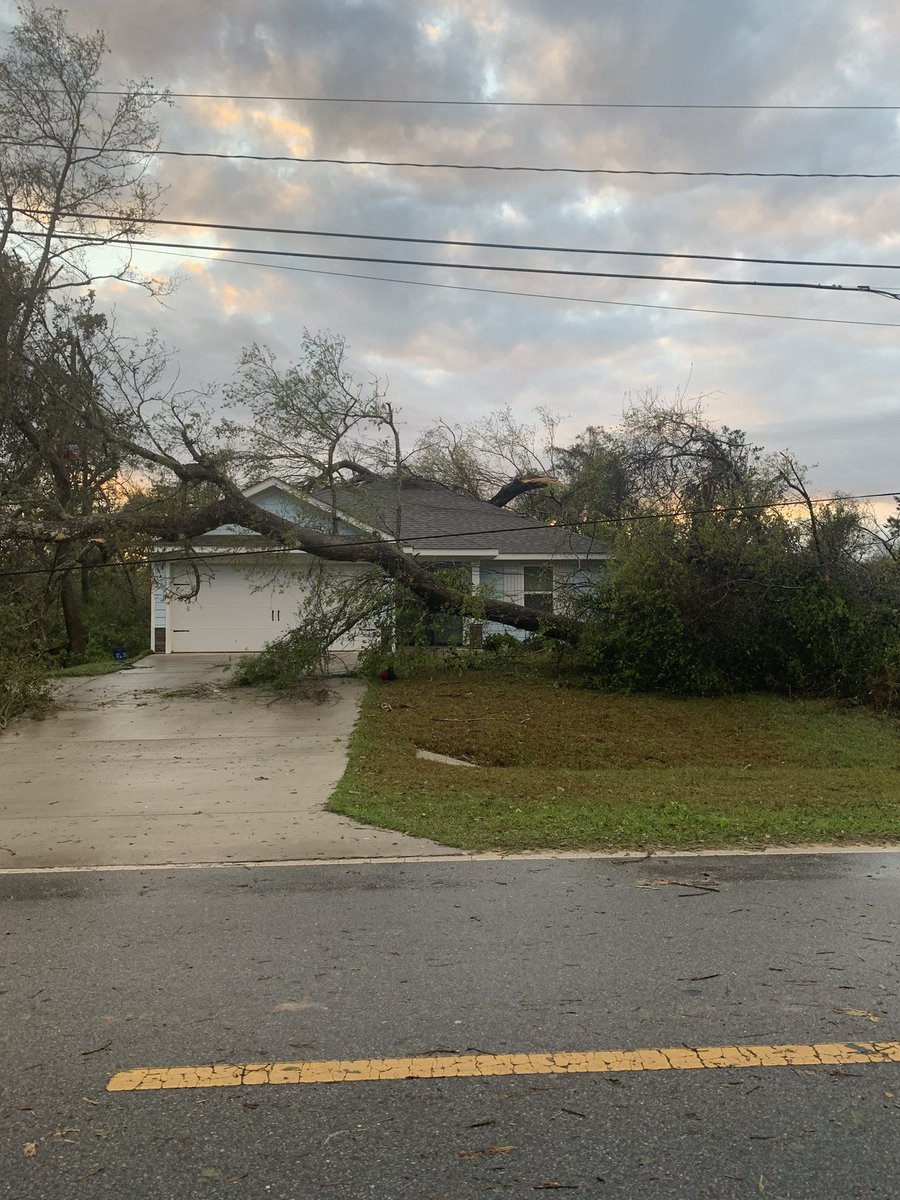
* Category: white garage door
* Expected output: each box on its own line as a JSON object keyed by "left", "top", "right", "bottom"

{"left": 168, "top": 561, "right": 368, "bottom": 653}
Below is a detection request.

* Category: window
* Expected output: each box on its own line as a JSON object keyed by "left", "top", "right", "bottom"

{"left": 397, "top": 560, "right": 467, "bottom": 646}
{"left": 523, "top": 563, "right": 553, "bottom": 614}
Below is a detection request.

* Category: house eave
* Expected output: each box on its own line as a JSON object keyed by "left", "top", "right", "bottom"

{"left": 402, "top": 547, "right": 497, "bottom": 558}
{"left": 154, "top": 541, "right": 309, "bottom": 558}
{"left": 491, "top": 551, "right": 610, "bottom": 561}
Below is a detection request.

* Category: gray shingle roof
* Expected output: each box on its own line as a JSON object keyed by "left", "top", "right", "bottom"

{"left": 312, "top": 476, "right": 606, "bottom": 557}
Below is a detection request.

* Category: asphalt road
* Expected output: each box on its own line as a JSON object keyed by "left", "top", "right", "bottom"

{"left": 3, "top": 852, "right": 900, "bottom": 1198}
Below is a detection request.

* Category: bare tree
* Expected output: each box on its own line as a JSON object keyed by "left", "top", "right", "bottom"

{"left": 0, "top": 2, "right": 170, "bottom": 334}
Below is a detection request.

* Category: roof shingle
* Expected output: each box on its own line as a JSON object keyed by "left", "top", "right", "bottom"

{"left": 312, "top": 476, "right": 606, "bottom": 557}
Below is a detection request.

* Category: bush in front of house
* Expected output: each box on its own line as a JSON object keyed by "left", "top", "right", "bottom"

{"left": 567, "top": 505, "right": 900, "bottom": 706}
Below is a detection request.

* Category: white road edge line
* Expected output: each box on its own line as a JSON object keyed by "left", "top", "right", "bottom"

{"left": 1, "top": 844, "right": 899, "bottom": 873}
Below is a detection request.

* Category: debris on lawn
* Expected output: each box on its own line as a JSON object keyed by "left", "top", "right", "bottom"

{"left": 416, "top": 748, "right": 478, "bottom": 769}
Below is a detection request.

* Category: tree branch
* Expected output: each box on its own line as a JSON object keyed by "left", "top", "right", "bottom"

{"left": 3, "top": 497, "right": 584, "bottom": 643}
{"left": 488, "top": 473, "right": 560, "bottom": 508}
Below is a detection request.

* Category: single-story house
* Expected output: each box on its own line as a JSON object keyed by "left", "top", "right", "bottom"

{"left": 150, "top": 475, "right": 609, "bottom": 654}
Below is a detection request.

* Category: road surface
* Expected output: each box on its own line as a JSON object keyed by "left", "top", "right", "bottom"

{"left": 3, "top": 851, "right": 899, "bottom": 1198}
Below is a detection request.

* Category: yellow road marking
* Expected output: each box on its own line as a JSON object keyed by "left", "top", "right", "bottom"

{"left": 107, "top": 1040, "right": 900, "bottom": 1093}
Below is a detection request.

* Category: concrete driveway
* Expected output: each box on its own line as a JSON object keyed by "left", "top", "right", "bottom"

{"left": 0, "top": 654, "right": 450, "bottom": 869}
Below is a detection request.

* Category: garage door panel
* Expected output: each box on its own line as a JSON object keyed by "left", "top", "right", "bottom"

{"left": 168, "top": 559, "right": 369, "bottom": 653}
{"left": 170, "top": 564, "right": 277, "bottom": 652}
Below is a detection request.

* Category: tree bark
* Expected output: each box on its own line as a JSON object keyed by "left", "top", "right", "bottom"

{"left": 60, "top": 572, "right": 86, "bottom": 658}
{"left": 488, "top": 473, "right": 559, "bottom": 508}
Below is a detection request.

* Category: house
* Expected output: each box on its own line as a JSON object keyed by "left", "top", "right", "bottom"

{"left": 150, "top": 475, "right": 609, "bottom": 654}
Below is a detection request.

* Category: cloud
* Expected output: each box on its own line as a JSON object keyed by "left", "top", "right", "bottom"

{"left": 20, "top": 0, "right": 899, "bottom": 496}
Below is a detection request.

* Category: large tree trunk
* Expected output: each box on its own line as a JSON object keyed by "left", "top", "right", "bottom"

{"left": 9, "top": 494, "right": 586, "bottom": 645}
{"left": 61, "top": 573, "right": 86, "bottom": 658}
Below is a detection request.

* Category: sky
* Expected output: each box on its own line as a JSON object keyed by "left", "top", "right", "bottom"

{"left": 4, "top": 0, "right": 900, "bottom": 503}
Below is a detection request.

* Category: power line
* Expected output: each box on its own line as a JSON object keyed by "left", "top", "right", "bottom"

{"left": 138, "top": 244, "right": 900, "bottom": 330}
{"left": 9, "top": 88, "right": 900, "bottom": 111}
{"left": 2, "top": 489, "right": 897, "bottom": 580}
{"left": 15, "top": 230, "right": 900, "bottom": 298}
{"left": 2, "top": 137, "right": 899, "bottom": 179}
{"left": 25, "top": 207, "right": 900, "bottom": 272}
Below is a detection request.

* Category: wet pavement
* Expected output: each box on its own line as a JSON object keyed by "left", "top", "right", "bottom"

{"left": 0, "top": 654, "right": 449, "bottom": 867}
{"left": 2, "top": 851, "right": 899, "bottom": 1197}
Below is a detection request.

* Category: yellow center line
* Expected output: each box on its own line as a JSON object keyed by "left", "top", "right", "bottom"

{"left": 107, "top": 1040, "right": 900, "bottom": 1093}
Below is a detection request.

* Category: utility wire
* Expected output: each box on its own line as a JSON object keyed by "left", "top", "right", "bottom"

{"left": 2, "top": 137, "right": 899, "bottom": 179}
{"left": 14, "top": 229, "right": 900, "bottom": 298}
{"left": 21, "top": 207, "right": 900, "bottom": 272}
{"left": 2, "top": 490, "right": 897, "bottom": 579}
{"left": 131, "top": 244, "right": 900, "bottom": 330}
{"left": 7, "top": 87, "right": 900, "bottom": 111}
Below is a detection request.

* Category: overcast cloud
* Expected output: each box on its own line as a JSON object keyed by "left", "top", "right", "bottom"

{"left": 3, "top": 0, "right": 899, "bottom": 499}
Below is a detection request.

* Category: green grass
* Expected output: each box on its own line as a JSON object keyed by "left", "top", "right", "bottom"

{"left": 329, "top": 671, "right": 900, "bottom": 852}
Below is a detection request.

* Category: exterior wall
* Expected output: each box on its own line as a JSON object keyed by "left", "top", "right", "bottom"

{"left": 552, "top": 562, "right": 607, "bottom": 613}
{"left": 479, "top": 559, "right": 606, "bottom": 639}
{"left": 202, "top": 487, "right": 358, "bottom": 538}
{"left": 480, "top": 561, "right": 527, "bottom": 641}
{"left": 252, "top": 485, "right": 358, "bottom": 535}
{"left": 150, "top": 561, "right": 167, "bottom": 652}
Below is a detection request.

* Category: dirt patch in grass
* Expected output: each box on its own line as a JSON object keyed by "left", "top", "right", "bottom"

{"left": 330, "top": 672, "right": 900, "bottom": 852}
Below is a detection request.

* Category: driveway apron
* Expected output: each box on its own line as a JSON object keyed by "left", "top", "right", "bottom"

{"left": 0, "top": 654, "right": 451, "bottom": 868}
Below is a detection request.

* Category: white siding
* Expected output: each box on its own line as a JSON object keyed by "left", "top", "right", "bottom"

{"left": 480, "top": 559, "right": 605, "bottom": 638}
{"left": 552, "top": 562, "right": 606, "bottom": 612}
{"left": 150, "top": 562, "right": 167, "bottom": 650}
{"left": 480, "top": 561, "right": 527, "bottom": 640}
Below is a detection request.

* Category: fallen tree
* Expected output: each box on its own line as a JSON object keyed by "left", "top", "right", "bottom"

{"left": 5, "top": 487, "right": 585, "bottom": 644}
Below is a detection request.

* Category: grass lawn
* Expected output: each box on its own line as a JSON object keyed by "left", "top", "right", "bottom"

{"left": 329, "top": 670, "right": 900, "bottom": 852}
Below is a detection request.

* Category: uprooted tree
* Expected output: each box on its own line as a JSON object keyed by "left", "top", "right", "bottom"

{"left": 1, "top": 6, "right": 898, "bottom": 708}
{"left": 2, "top": 293, "right": 899, "bottom": 707}
{"left": 3, "top": 310, "right": 587, "bottom": 645}
{"left": 5, "top": 309, "right": 900, "bottom": 677}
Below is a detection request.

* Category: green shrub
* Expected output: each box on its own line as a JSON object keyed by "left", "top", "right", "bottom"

{"left": 232, "top": 625, "right": 333, "bottom": 689}
{"left": 482, "top": 631, "right": 522, "bottom": 654}
{"left": 569, "top": 512, "right": 900, "bottom": 706}
{"left": 0, "top": 653, "right": 53, "bottom": 729}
